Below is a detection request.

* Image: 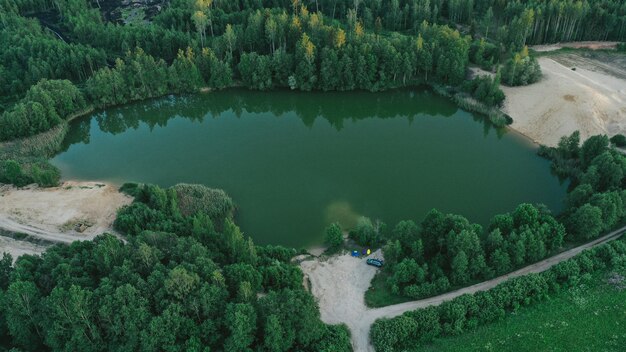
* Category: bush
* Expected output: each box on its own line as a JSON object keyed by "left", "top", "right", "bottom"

{"left": 349, "top": 217, "right": 385, "bottom": 247}
{"left": 461, "top": 74, "right": 505, "bottom": 107}
{"left": 501, "top": 47, "right": 541, "bottom": 86}
{"left": 172, "top": 183, "right": 234, "bottom": 224}
{"left": 0, "top": 159, "right": 60, "bottom": 187}
{"left": 324, "top": 223, "right": 344, "bottom": 251}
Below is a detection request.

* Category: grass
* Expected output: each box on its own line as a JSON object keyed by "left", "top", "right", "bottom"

{"left": 365, "top": 271, "right": 412, "bottom": 308}
{"left": 417, "top": 270, "right": 626, "bottom": 352}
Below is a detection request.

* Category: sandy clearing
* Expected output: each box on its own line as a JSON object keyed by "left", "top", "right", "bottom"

{"left": 0, "top": 181, "right": 132, "bottom": 243}
{"left": 531, "top": 41, "right": 619, "bottom": 52}
{"left": 501, "top": 56, "right": 626, "bottom": 147}
{"left": 0, "top": 236, "right": 48, "bottom": 262}
{"left": 301, "top": 225, "right": 626, "bottom": 352}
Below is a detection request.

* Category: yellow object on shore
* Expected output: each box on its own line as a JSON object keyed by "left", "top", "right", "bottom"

{"left": 367, "top": 249, "right": 371, "bottom": 255}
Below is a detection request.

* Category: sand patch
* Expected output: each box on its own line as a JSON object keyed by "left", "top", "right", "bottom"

{"left": 502, "top": 56, "right": 626, "bottom": 146}
{"left": 0, "top": 236, "right": 48, "bottom": 262}
{"left": 0, "top": 181, "right": 132, "bottom": 243}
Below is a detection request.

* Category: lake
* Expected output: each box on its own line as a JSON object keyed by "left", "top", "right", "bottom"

{"left": 51, "top": 88, "right": 567, "bottom": 248}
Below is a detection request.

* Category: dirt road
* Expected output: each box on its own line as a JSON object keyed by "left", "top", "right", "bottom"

{"left": 301, "top": 225, "right": 626, "bottom": 351}
{"left": 0, "top": 182, "right": 132, "bottom": 258}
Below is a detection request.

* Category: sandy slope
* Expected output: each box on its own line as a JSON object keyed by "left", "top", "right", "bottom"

{"left": 0, "top": 236, "right": 48, "bottom": 261}
{"left": 301, "top": 225, "right": 626, "bottom": 351}
{"left": 501, "top": 57, "right": 626, "bottom": 147}
{"left": 0, "top": 181, "right": 132, "bottom": 244}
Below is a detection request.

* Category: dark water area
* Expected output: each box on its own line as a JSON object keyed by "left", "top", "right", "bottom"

{"left": 51, "top": 88, "right": 567, "bottom": 248}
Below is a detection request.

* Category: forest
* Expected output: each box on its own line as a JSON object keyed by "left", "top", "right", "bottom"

{"left": 0, "top": 183, "right": 352, "bottom": 351}
{"left": 1, "top": 0, "right": 626, "bottom": 351}
{"left": 3, "top": 0, "right": 625, "bottom": 143}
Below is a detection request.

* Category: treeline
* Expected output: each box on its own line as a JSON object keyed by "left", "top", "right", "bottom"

{"left": 540, "top": 132, "right": 626, "bottom": 240}
{"left": 0, "top": 79, "right": 86, "bottom": 141}
{"left": 371, "top": 236, "right": 626, "bottom": 351}
{"left": 85, "top": 47, "right": 231, "bottom": 108}
{"left": 0, "top": 183, "right": 351, "bottom": 351}
{"left": 377, "top": 203, "right": 565, "bottom": 299}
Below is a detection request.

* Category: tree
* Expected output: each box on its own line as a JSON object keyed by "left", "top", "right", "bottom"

{"left": 224, "top": 24, "right": 237, "bottom": 60}
{"left": 165, "top": 266, "right": 200, "bottom": 300}
{"left": 568, "top": 204, "right": 603, "bottom": 240}
{"left": 324, "top": 223, "right": 344, "bottom": 250}
{"left": 295, "top": 33, "right": 317, "bottom": 91}
{"left": 580, "top": 135, "right": 610, "bottom": 169}
{"left": 263, "top": 314, "right": 288, "bottom": 352}
{"left": 192, "top": 11, "right": 208, "bottom": 47}
{"left": 224, "top": 303, "right": 257, "bottom": 351}
{"left": 5, "top": 281, "right": 43, "bottom": 350}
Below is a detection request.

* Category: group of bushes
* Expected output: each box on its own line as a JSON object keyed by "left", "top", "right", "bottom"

{"left": 371, "top": 238, "right": 626, "bottom": 351}
{"left": 381, "top": 203, "right": 565, "bottom": 300}
{"left": 540, "top": 133, "right": 626, "bottom": 241}
{"left": 0, "top": 80, "right": 86, "bottom": 141}
{"left": 461, "top": 73, "right": 505, "bottom": 107}
{"left": 501, "top": 47, "right": 542, "bottom": 86}
{"left": 0, "top": 159, "right": 60, "bottom": 187}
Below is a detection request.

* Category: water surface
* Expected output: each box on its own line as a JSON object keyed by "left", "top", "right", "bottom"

{"left": 52, "top": 89, "right": 567, "bottom": 247}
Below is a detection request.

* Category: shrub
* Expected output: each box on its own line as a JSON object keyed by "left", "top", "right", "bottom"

{"left": 172, "top": 183, "right": 234, "bottom": 224}
{"left": 461, "top": 74, "right": 505, "bottom": 107}
{"left": 501, "top": 47, "right": 541, "bottom": 86}
{"left": 324, "top": 223, "right": 344, "bottom": 251}
{"left": 0, "top": 159, "right": 60, "bottom": 187}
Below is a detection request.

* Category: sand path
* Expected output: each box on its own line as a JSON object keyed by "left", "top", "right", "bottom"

{"left": 301, "top": 225, "right": 626, "bottom": 351}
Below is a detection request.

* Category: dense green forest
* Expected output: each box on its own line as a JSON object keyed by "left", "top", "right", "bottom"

{"left": 2, "top": 0, "right": 625, "bottom": 144}
{"left": 1, "top": 0, "right": 626, "bottom": 350}
{"left": 0, "top": 183, "right": 352, "bottom": 351}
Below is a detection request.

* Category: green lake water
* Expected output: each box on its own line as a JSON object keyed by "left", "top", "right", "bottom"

{"left": 51, "top": 88, "right": 567, "bottom": 248}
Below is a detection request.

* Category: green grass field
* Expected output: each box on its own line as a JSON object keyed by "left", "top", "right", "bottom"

{"left": 417, "top": 270, "right": 626, "bottom": 352}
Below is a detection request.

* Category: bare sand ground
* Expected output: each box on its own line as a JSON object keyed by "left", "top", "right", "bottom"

{"left": 0, "top": 181, "right": 132, "bottom": 245}
{"left": 501, "top": 56, "right": 626, "bottom": 146}
{"left": 301, "top": 226, "right": 626, "bottom": 351}
{"left": 0, "top": 236, "right": 48, "bottom": 261}
{"left": 532, "top": 41, "right": 619, "bottom": 52}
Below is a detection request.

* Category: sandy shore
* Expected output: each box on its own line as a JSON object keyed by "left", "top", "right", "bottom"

{"left": 0, "top": 181, "right": 132, "bottom": 259}
{"left": 501, "top": 56, "right": 626, "bottom": 147}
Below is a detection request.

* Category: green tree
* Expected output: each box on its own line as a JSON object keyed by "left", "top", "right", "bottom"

{"left": 324, "top": 223, "right": 344, "bottom": 250}
{"left": 224, "top": 303, "right": 257, "bottom": 351}
{"left": 568, "top": 204, "right": 603, "bottom": 240}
